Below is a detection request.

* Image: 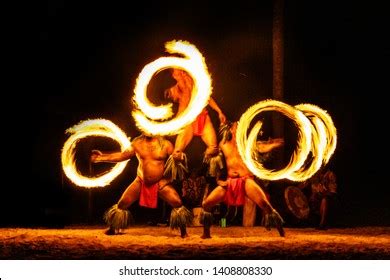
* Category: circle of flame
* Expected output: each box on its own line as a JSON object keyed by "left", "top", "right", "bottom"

{"left": 61, "top": 119, "right": 131, "bottom": 188}
{"left": 296, "top": 103, "right": 337, "bottom": 164}
{"left": 236, "top": 100, "right": 313, "bottom": 181}
{"left": 285, "top": 104, "right": 336, "bottom": 181}
{"left": 286, "top": 108, "right": 327, "bottom": 181}
{"left": 132, "top": 40, "right": 212, "bottom": 135}
{"left": 236, "top": 100, "right": 337, "bottom": 182}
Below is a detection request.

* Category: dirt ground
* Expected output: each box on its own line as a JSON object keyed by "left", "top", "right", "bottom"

{"left": 1, "top": 226, "right": 389, "bottom": 259}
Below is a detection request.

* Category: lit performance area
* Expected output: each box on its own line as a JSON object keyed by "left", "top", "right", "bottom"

{"left": 7, "top": 0, "right": 390, "bottom": 268}
{"left": 1, "top": 227, "right": 389, "bottom": 259}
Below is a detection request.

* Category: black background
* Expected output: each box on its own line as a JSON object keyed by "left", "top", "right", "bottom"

{"left": 3, "top": 1, "right": 388, "bottom": 227}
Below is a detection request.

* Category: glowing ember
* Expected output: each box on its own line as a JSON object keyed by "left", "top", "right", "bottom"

{"left": 61, "top": 119, "right": 131, "bottom": 188}
{"left": 132, "top": 40, "right": 212, "bottom": 135}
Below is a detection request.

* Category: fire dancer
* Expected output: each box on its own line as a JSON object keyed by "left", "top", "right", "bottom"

{"left": 90, "top": 134, "right": 192, "bottom": 237}
{"left": 164, "top": 68, "right": 226, "bottom": 180}
{"left": 201, "top": 121, "right": 285, "bottom": 238}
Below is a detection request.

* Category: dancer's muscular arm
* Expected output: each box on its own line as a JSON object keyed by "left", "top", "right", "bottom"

{"left": 90, "top": 144, "right": 135, "bottom": 163}
{"left": 208, "top": 97, "right": 226, "bottom": 124}
{"left": 256, "top": 138, "right": 284, "bottom": 153}
{"left": 164, "top": 139, "right": 174, "bottom": 156}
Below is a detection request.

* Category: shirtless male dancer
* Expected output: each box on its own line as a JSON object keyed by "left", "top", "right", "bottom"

{"left": 201, "top": 121, "right": 285, "bottom": 238}
{"left": 164, "top": 68, "right": 226, "bottom": 179}
{"left": 91, "top": 134, "right": 192, "bottom": 237}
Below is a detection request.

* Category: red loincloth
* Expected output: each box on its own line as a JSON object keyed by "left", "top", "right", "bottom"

{"left": 138, "top": 177, "right": 159, "bottom": 208}
{"left": 224, "top": 176, "right": 251, "bottom": 206}
{"left": 192, "top": 109, "right": 208, "bottom": 136}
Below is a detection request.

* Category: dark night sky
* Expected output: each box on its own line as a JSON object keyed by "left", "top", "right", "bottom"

{"left": 3, "top": 1, "right": 388, "bottom": 227}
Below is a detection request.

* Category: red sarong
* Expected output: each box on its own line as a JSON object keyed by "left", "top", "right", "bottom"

{"left": 192, "top": 109, "right": 208, "bottom": 136}
{"left": 138, "top": 177, "right": 159, "bottom": 208}
{"left": 224, "top": 177, "right": 248, "bottom": 206}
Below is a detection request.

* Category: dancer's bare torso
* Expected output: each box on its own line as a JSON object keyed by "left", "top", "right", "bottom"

{"left": 167, "top": 71, "right": 192, "bottom": 114}
{"left": 132, "top": 137, "right": 173, "bottom": 184}
{"left": 220, "top": 140, "right": 252, "bottom": 178}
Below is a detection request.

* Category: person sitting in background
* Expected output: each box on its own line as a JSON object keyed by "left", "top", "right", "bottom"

{"left": 298, "top": 167, "right": 337, "bottom": 230}
{"left": 181, "top": 169, "right": 208, "bottom": 209}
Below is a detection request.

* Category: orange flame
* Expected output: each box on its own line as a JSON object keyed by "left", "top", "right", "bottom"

{"left": 132, "top": 40, "right": 212, "bottom": 135}
{"left": 236, "top": 100, "right": 312, "bottom": 181}
{"left": 61, "top": 119, "right": 131, "bottom": 188}
{"left": 296, "top": 103, "right": 337, "bottom": 164}
{"left": 236, "top": 100, "right": 337, "bottom": 182}
{"left": 287, "top": 106, "right": 327, "bottom": 181}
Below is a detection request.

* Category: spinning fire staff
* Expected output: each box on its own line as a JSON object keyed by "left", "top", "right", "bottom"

{"left": 235, "top": 100, "right": 337, "bottom": 182}
{"left": 132, "top": 40, "right": 221, "bottom": 180}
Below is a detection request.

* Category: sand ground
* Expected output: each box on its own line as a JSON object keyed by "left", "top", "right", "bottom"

{"left": 1, "top": 226, "right": 389, "bottom": 259}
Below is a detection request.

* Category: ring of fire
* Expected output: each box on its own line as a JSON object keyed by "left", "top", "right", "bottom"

{"left": 236, "top": 100, "right": 337, "bottom": 182}
{"left": 132, "top": 40, "right": 212, "bottom": 136}
{"left": 61, "top": 119, "right": 131, "bottom": 188}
